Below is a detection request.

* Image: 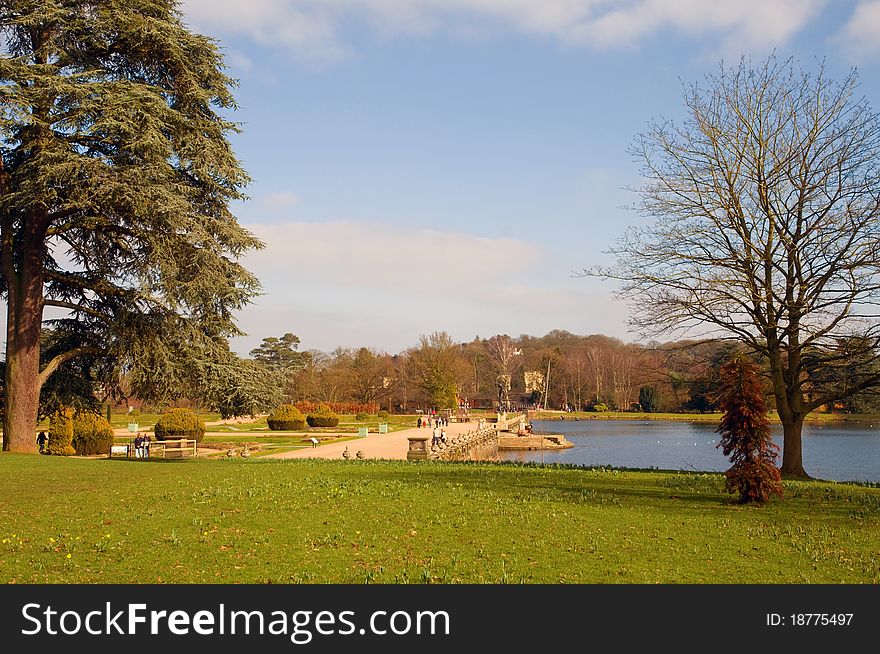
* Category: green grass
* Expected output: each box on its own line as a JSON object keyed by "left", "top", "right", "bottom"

{"left": 197, "top": 413, "right": 419, "bottom": 434}
{"left": 105, "top": 412, "right": 223, "bottom": 429}
{"left": 1, "top": 454, "right": 877, "bottom": 584}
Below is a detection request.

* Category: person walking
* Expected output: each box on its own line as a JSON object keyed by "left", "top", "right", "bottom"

{"left": 134, "top": 434, "right": 143, "bottom": 459}
{"left": 142, "top": 433, "right": 151, "bottom": 459}
{"left": 36, "top": 431, "right": 47, "bottom": 454}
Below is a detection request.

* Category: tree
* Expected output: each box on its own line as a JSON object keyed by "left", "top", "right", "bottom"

{"left": 609, "top": 342, "right": 637, "bottom": 410}
{"left": 638, "top": 386, "right": 659, "bottom": 413}
{"left": 487, "top": 334, "right": 521, "bottom": 411}
{"left": 196, "top": 353, "right": 284, "bottom": 419}
{"left": 561, "top": 347, "right": 590, "bottom": 411}
{"left": 716, "top": 356, "right": 783, "bottom": 504}
{"left": 594, "top": 56, "right": 880, "bottom": 477}
{"left": 0, "top": 1, "right": 260, "bottom": 451}
{"left": 408, "top": 331, "right": 464, "bottom": 410}
{"left": 349, "top": 347, "right": 394, "bottom": 405}
{"left": 250, "top": 333, "right": 307, "bottom": 371}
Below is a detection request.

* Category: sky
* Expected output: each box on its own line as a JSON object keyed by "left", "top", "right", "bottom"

{"left": 111, "top": 2, "right": 880, "bottom": 354}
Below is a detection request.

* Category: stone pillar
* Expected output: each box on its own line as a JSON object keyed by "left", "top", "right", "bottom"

{"left": 407, "top": 435, "right": 430, "bottom": 461}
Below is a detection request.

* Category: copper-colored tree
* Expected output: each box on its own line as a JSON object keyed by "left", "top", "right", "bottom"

{"left": 717, "top": 356, "right": 783, "bottom": 504}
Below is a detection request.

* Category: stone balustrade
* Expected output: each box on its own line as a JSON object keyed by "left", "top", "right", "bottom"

{"left": 406, "top": 413, "right": 527, "bottom": 462}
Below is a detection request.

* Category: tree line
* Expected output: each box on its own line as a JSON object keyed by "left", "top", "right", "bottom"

{"left": 208, "top": 329, "right": 880, "bottom": 418}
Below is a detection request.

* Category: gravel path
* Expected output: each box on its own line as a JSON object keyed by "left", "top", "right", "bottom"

{"left": 263, "top": 420, "right": 483, "bottom": 461}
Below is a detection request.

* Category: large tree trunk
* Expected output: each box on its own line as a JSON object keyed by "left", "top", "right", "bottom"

{"left": 780, "top": 414, "right": 808, "bottom": 478}
{"left": 766, "top": 337, "right": 809, "bottom": 479}
{"left": 2, "top": 249, "right": 45, "bottom": 453}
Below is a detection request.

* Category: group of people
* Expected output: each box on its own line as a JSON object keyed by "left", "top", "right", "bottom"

{"left": 133, "top": 433, "right": 151, "bottom": 458}
{"left": 431, "top": 425, "right": 447, "bottom": 448}
{"left": 417, "top": 414, "right": 449, "bottom": 429}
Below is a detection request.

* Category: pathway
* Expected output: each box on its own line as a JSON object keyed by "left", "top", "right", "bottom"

{"left": 264, "top": 420, "right": 483, "bottom": 461}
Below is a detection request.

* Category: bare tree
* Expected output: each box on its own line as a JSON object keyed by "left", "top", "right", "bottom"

{"left": 592, "top": 56, "right": 880, "bottom": 477}
{"left": 349, "top": 347, "right": 394, "bottom": 405}
{"left": 562, "top": 347, "right": 591, "bottom": 411}
{"left": 610, "top": 345, "right": 637, "bottom": 411}
{"left": 586, "top": 345, "right": 605, "bottom": 406}
{"left": 487, "top": 334, "right": 522, "bottom": 410}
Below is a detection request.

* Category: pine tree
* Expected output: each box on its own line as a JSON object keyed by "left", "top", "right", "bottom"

{"left": 0, "top": 1, "right": 261, "bottom": 451}
{"left": 716, "top": 356, "right": 783, "bottom": 504}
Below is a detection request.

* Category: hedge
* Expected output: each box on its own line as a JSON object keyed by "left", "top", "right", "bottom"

{"left": 47, "top": 408, "right": 76, "bottom": 456}
{"left": 267, "top": 404, "right": 307, "bottom": 431}
{"left": 72, "top": 412, "right": 115, "bottom": 455}
{"left": 306, "top": 404, "right": 340, "bottom": 428}
{"left": 154, "top": 408, "right": 205, "bottom": 443}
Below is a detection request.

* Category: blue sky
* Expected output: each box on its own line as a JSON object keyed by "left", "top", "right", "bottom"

{"left": 174, "top": 0, "right": 880, "bottom": 355}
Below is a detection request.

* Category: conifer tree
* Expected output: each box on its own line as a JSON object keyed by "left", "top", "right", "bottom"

{"left": 717, "top": 356, "right": 783, "bottom": 504}
{"left": 0, "top": 1, "right": 261, "bottom": 451}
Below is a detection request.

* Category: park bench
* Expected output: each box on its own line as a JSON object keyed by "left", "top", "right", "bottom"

{"left": 108, "top": 438, "right": 198, "bottom": 459}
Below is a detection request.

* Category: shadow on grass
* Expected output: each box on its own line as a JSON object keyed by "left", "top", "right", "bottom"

{"left": 254, "top": 458, "right": 880, "bottom": 515}
{"left": 101, "top": 457, "right": 196, "bottom": 465}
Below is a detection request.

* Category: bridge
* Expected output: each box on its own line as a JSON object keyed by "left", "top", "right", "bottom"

{"left": 407, "top": 412, "right": 528, "bottom": 461}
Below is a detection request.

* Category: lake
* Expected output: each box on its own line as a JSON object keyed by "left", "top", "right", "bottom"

{"left": 501, "top": 419, "right": 880, "bottom": 483}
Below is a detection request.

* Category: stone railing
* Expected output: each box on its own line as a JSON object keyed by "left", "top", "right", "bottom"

{"left": 494, "top": 412, "right": 528, "bottom": 433}
{"left": 407, "top": 423, "right": 499, "bottom": 461}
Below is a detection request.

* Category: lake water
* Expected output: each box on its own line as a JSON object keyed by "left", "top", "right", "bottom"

{"left": 501, "top": 419, "right": 880, "bottom": 483}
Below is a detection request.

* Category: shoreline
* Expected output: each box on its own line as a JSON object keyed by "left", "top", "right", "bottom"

{"left": 529, "top": 412, "right": 879, "bottom": 425}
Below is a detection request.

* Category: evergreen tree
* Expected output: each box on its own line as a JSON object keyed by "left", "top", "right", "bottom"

{"left": 0, "top": 1, "right": 261, "bottom": 451}
{"left": 250, "top": 333, "right": 307, "bottom": 371}
{"left": 717, "top": 356, "right": 783, "bottom": 504}
{"left": 638, "top": 386, "right": 659, "bottom": 412}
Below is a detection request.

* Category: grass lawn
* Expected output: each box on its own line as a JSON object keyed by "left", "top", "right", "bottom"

{"left": 106, "top": 412, "right": 223, "bottom": 429}
{"left": 0, "top": 454, "right": 877, "bottom": 584}
{"left": 160, "top": 413, "right": 420, "bottom": 434}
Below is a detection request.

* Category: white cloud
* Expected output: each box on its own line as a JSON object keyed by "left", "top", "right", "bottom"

{"left": 230, "top": 220, "right": 629, "bottom": 352}
{"left": 181, "top": 0, "right": 352, "bottom": 63}
{"left": 181, "top": 0, "right": 826, "bottom": 63}
{"left": 262, "top": 191, "right": 299, "bottom": 212}
{"left": 837, "top": 1, "right": 880, "bottom": 58}
{"left": 247, "top": 220, "right": 540, "bottom": 292}
{"left": 224, "top": 49, "right": 254, "bottom": 73}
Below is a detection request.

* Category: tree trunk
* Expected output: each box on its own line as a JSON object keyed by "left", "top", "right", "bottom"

{"left": 2, "top": 249, "right": 45, "bottom": 453}
{"left": 779, "top": 414, "right": 808, "bottom": 478}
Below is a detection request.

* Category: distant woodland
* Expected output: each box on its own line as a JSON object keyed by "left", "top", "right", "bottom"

{"left": 244, "top": 330, "right": 880, "bottom": 415}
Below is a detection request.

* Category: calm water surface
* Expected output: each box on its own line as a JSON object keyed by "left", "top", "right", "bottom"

{"left": 502, "top": 419, "right": 880, "bottom": 483}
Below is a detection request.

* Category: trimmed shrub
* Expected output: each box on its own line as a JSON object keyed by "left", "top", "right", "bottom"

{"left": 73, "top": 412, "right": 114, "bottom": 455}
{"left": 355, "top": 412, "right": 369, "bottom": 421}
{"left": 154, "top": 408, "right": 205, "bottom": 443}
{"left": 47, "top": 408, "right": 76, "bottom": 456}
{"left": 306, "top": 404, "right": 340, "bottom": 428}
{"left": 377, "top": 410, "right": 390, "bottom": 420}
{"left": 590, "top": 403, "right": 608, "bottom": 412}
{"left": 267, "top": 404, "right": 306, "bottom": 431}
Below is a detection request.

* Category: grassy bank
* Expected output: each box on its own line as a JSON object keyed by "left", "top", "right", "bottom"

{"left": 529, "top": 410, "right": 880, "bottom": 424}
{"left": 1, "top": 454, "right": 877, "bottom": 584}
